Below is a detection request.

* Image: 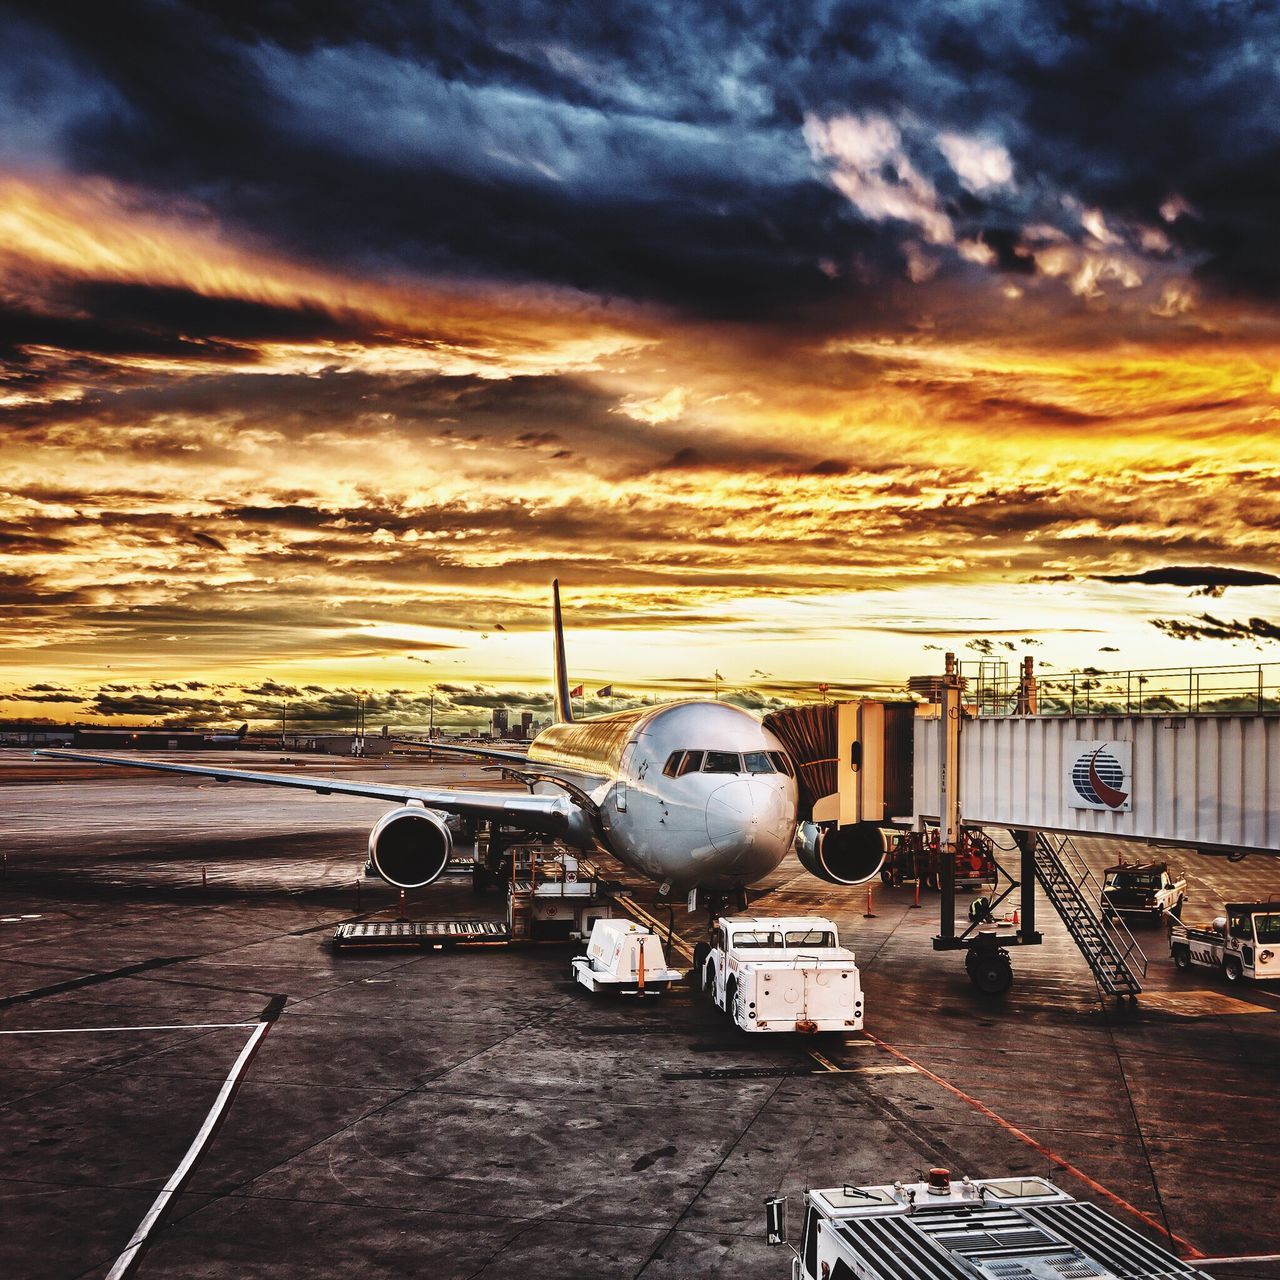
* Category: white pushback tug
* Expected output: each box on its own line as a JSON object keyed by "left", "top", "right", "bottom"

{"left": 765, "top": 1168, "right": 1213, "bottom": 1280}
{"left": 571, "top": 918, "right": 684, "bottom": 996}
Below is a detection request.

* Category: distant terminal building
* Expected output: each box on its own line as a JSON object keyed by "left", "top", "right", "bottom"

{"left": 302, "top": 733, "right": 400, "bottom": 757}
{"left": 70, "top": 724, "right": 246, "bottom": 750}
{"left": 0, "top": 722, "right": 75, "bottom": 748}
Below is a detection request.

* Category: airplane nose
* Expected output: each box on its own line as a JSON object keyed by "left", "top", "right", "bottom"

{"left": 706, "top": 778, "right": 792, "bottom": 856}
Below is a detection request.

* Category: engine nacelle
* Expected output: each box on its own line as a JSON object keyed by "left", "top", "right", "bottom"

{"left": 368, "top": 806, "right": 453, "bottom": 889}
{"left": 795, "top": 821, "right": 888, "bottom": 886}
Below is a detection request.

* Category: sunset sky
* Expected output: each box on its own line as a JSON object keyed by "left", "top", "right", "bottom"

{"left": 2, "top": 2, "right": 1279, "bottom": 730}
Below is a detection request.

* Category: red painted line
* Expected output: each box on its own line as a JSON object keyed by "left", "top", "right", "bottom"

{"left": 862, "top": 1031, "right": 1205, "bottom": 1260}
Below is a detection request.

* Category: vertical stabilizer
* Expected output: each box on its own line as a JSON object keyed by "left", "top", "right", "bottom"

{"left": 552, "top": 579, "right": 574, "bottom": 723}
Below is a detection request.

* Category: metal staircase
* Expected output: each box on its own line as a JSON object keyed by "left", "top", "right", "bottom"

{"left": 1031, "top": 832, "right": 1147, "bottom": 997}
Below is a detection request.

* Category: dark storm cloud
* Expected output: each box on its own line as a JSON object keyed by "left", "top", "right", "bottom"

{"left": 1150, "top": 615, "right": 1280, "bottom": 645}
{"left": 0, "top": 280, "right": 368, "bottom": 367}
{"left": 1096, "top": 566, "right": 1280, "bottom": 592}
{"left": 11, "top": 2, "right": 1278, "bottom": 319}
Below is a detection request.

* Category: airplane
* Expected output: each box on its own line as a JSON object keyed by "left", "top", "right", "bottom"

{"left": 204, "top": 722, "right": 249, "bottom": 746}
{"left": 38, "top": 583, "right": 887, "bottom": 909}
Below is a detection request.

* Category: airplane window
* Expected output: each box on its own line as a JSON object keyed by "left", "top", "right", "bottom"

{"left": 677, "top": 752, "right": 704, "bottom": 776}
{"left": 663, "top": 752, "right": 686, "bottom": 778}
{"left": 768, "top": 751, "right": 794, "bottom": 777}
{"left": 743, "top": 751, "right": 775, "bottom": 773}
{"left": 703, "top": 751, "right": 741, "bottom": 773}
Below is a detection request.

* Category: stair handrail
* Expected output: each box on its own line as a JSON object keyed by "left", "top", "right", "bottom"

{"left": 1041, "top": 834, "right": 1148, "bottom": 980}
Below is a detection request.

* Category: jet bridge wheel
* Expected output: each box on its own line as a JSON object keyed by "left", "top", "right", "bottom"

{"left": 966, "top": 948, "right": 1013, "bottom": 996}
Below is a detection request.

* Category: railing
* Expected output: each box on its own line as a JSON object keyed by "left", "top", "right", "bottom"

{"left": 1045, "top": 833, "right": 1147, "bottom": 981}
{"left": 960, "top": 661, "right": 1280, "bottom": 718}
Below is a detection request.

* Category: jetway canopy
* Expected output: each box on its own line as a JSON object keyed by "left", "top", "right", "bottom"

{"left": 913, "top": 711, "right": 1280, "bottom": 855}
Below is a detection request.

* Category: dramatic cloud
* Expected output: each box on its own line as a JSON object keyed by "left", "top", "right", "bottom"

{"left": 2, "top": 2, "right": 1280, "bottom": 718}
{"left": 1150, "top": 615, "right": 1280, "bottom": 645}
{"left": 1096, "top": 566, "right": 1280, "bottom": 597}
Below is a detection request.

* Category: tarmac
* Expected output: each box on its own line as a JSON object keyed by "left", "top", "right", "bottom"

{"left": 1, "top": 749, "right": 1278, "bottom": 1279}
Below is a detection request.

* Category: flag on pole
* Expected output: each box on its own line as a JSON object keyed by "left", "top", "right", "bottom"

{"left": 597, "top": 684, "right": 613, "bottom": 697}
{"left": 569, "top": 684, "right": 583, "bottom": 697}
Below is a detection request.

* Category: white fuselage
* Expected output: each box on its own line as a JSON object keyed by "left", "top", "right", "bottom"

{"left": 525, "top": 701, "right": 799, "bottom": 891}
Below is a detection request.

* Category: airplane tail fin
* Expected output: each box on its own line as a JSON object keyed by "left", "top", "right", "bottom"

{"left": 236, "top": 723, "right": 248, "bottom": 739}
{"left": 552, "top": 579, "right": 574, "bottom": 724}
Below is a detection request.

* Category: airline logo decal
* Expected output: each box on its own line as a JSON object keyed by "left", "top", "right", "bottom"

{"left": 1067, "top": 741, "right": 1132, "bottom": 811}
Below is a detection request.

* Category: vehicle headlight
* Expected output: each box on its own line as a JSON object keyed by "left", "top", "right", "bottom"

{"left": 1261, "top": 949, "right": 1274, "bottom": 963}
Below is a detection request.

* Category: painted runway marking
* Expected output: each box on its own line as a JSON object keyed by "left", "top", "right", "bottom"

{"left": 862, "top": 1030, "right": 1205, "bottom": 1260}
{"left": 104, "top": 995, "right": 285, "bottom": 1280}
{"left": 0, "top": 1022, "right": 256, "bottom": 1035}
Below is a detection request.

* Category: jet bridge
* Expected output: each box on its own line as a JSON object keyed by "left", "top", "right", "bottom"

{"left": 802, "top": 658, "right": 1280, "bottom": 995}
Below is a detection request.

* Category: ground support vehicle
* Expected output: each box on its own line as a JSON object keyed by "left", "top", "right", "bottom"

{"left": 764, "top": 1169, "right": 1214, "bottom": 1280}
{"left": 1102, "top": 859, "right": 1186, "bottom": 924}
{"left": 881, "top": 827, "right": 994, "bottom": 892}
{"left": 334, "top": 846, "right": 614, "bottom": 951}
{"left": 700, "top": 915, "right": 862, "bottom": 1033}
{"left": 570, "top": 919, "right": 683, "bottom": 996}
{"left": 1170, "top": 901, "right": 1280, "bottom": 982}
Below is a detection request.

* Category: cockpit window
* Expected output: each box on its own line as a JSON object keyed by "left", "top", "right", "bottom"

{"left": 742, "top": 751, "right": 775, "bottom": 773}
{"left": 702, "top": 751, "right": 740, "bottom": 773}
{"left": 663, "top": 752, "right": 685, "bottom": 778}
{"left": 768, "top": 751, "right": 794, "bottom": 777}
{"left": 677, "top": 751, "right": 704, "bottom": 776}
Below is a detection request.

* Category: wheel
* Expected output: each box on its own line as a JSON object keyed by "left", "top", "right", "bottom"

{"left": 723, "top": 976, "right": 737, "bottom": 1016}
{"left": 692, "top": 942, "right": 710, "bottom": 987}
{"left": 968, "top": 951, "right": 1013, "bottom": 996}
{"left": 1224, "top": 956, "right": 1243, "bottom": 983}
{"left": 702, "top": 959, "right": 717, "bottom": 998}
{"left": 1173, "top": 945, "right": 1192, "bottom": 971}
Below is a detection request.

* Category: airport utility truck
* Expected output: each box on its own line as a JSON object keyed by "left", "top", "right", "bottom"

{"left": 764, "top": 1169, "right": 1215, "bottom": 1280}
{"left": 701, "top": 915, "right": 863, "bottom": 1033}
{"left": 1170, "top": 901, "right": 1280, "bottom": 982}
{"left": 571, "top": 918, "right": 683, "bottom": 996}
{"left": 1101, "top": 859, "right": 1186, "bottom": 924}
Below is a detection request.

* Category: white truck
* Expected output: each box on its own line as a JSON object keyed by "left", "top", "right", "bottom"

{"left": 1170, "top": 900, "right": 1280, "bottom": 982}
{"left": 699, "top": 915, "right": 863, "bottom": 1034}
{"left": 764, "top": 1169, "right": 1216, "bottom": 1280}
{"left": 570, "top": 918, "right": 683, "bottom": 996}
{"left": 1100, "top": 859, "right": 1186, "bottom": 924}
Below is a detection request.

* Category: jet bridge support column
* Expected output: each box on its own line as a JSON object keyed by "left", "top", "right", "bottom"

{"left": 1013, "top": 828, "right": 1037, "bottom": 945}
{"left": 936, "top": 654, "right": 963, "bottom": 945}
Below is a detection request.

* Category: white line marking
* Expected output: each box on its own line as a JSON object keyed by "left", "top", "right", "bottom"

{"left": 104, "top": 1017, "right": 271, "bottom": 1280}
{"left": 1197, "top": 1255, "right": 1280, "bottom": 1267}
{"left": 0, "top": 1022, "right": 255, "bottom": 1036}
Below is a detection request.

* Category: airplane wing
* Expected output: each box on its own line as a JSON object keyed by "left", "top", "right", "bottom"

{"left": 395, "top": 738, "right": 532, "bottom": 764}
{"left": 35, "top": 750, "right": 574, "bottom": 834}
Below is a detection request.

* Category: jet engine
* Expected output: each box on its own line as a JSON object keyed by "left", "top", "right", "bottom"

{"left": 795, "top": 821, "right": 888, "bottom": 886}
{"left": 368, "top": 806, "right": 453, "bottom": 889}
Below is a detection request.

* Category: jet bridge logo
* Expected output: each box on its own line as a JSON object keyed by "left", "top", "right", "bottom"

{"left": 1067, "top": 742, "right": 1132, "bottom": 811}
